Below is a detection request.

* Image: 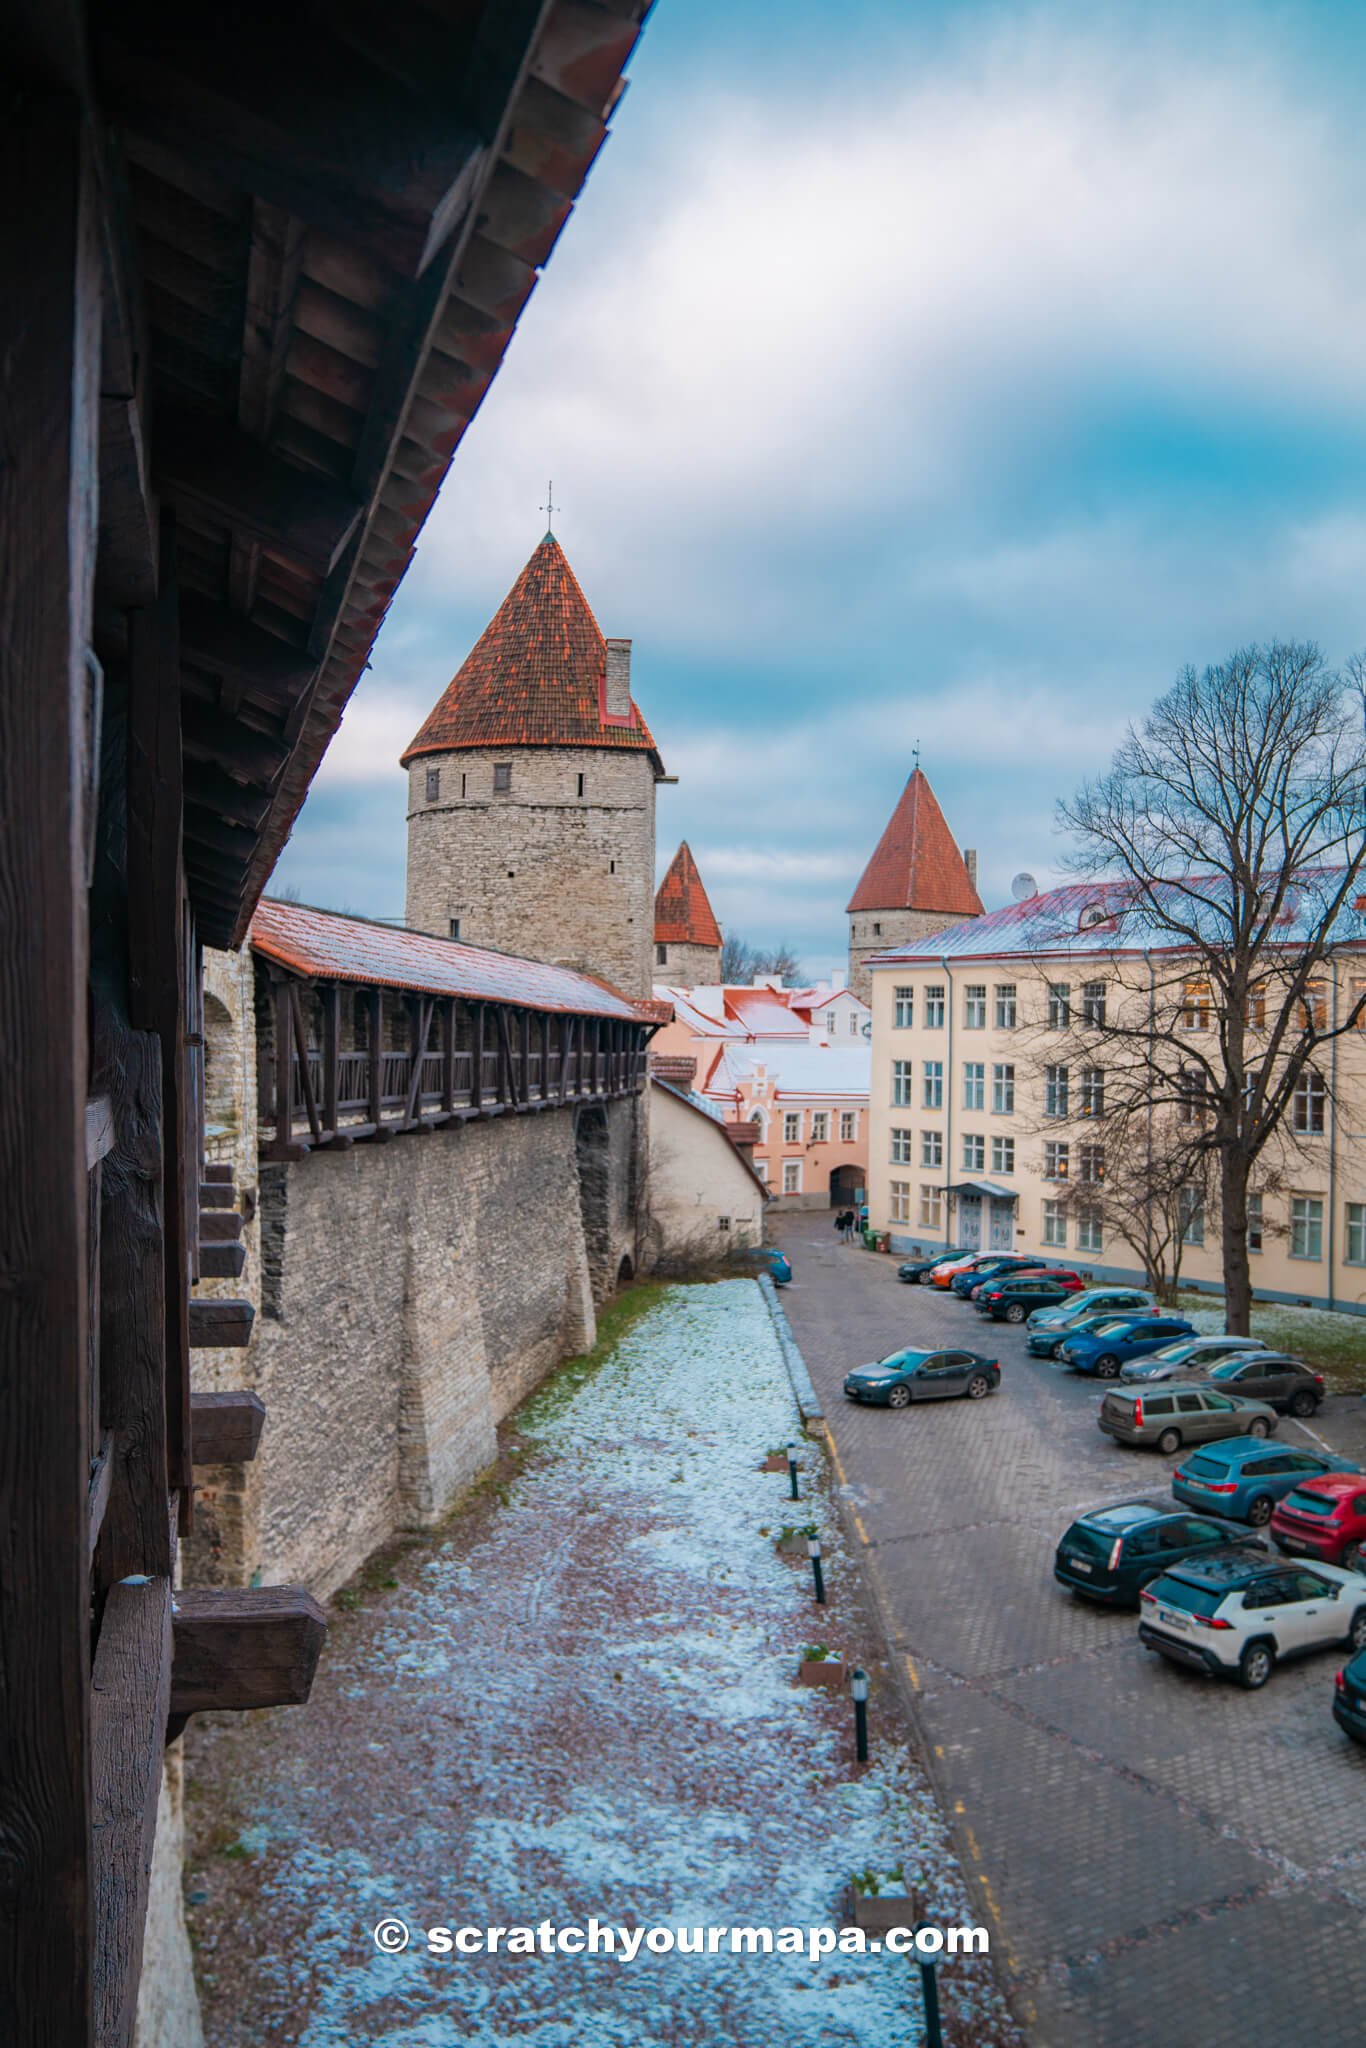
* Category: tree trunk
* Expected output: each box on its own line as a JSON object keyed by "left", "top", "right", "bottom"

{"left": 1220, "top": 1149, "right": 1252, "bottom": 1335}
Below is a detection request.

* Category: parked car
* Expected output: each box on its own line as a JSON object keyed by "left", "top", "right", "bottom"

{"left": 976, "top": 1274, "right": 1084, "bottom": 1322}
{"left": 1098, "top": 1388, "right": 1277, "bottom": 1454}
{"left": 928, "top": 1252, "right": 1003, "bottom": 1290}
{"left": 1197, "top": 1354, "right": 1326, "bottom": 1419}
{"left": 1333, "top": 1646, "right": 1366, "bottom": 1742}
{"left": 1119, "top": 1335, "right": 1269, "bottom": 1384}
{"left": 950, "top": 1255, "right": 1053, "bottom": 1299}
{"left": 1138, "top": 1551, "right": 1366, "bottom": 1688}
{"left": 1025, "top": 1287, "right": 1156, "bottom": 1356}
{"left": 898, "top": 1247, "right": 972, "bottom": 1284}
{"left": 1053, "top": 1498, "right": 1263, "bottom": 1607}
{"left": 965, "top": 1266, "right": 1084, "bottom": 1303}
{"left": 1060, "top": 1315, "right": 1196, "bottom": 1378}
{"left": 1271, "top": 1475, "right": 1366, "bottom": 1563}
{"left": 1172, "top": 1439, "right": 1358, "bottom": 1525}
{"left": 843, "top": 1347, "right": 1000, "bottom": 1407}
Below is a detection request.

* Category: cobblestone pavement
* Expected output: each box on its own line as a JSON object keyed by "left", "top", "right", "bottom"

{"left": 771, "top": 1215, "right": 1366, "bottom": 2048}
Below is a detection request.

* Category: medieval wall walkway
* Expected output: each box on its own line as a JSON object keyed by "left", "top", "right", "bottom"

{"left": 182, "top": 1280, "right": 1018, "bottom": 2046}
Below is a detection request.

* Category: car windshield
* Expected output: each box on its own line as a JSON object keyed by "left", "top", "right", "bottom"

{"left": 1149, "top": 1576, "right": 1228, "bottom": 1618}
{"left": 877, "top": 1352, "right": 918, "bottom": 1369}
{"left": 1281, "top": 1489, "right": 1337, "bottom": 1517}
{"left": 1147, "top": 1341, "right": 1197, "bottom": 1364}
{"left": 1182, "top": 1454, "right": 1226, "bottom": 1479}
{"left": 1090, "top": 1319, "right": 1131, "bottom": 1336}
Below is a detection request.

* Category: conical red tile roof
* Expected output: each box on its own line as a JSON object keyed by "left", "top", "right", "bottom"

{"left": 400, "top": 534, "right": 661, "bottom": 768}
{"left": 846, "top": 769, "right": 983, "bottom": 916}
{"left": 655, "top": 842, "right": 723, "bottom": 947}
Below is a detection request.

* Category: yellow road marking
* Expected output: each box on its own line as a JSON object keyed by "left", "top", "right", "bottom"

{"left": 903, "top": 1652, "right": 919, "bottom": 1691}
{"left": 824, "top": 1424, "right": 872, "bottom": 1545}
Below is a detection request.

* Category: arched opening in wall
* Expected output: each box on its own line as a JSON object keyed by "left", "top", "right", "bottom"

{"left": 829, "top": 1164, "right": 862, "bottom": 1209}
{"left": 203, "top": 993, "right": 239, "bottom": 1161}
{"left": 617, "top": 1253, "right": 635, "bottom": 1287}
{"left": 575, "top": 1103, "right": 613, "bottom": 1302}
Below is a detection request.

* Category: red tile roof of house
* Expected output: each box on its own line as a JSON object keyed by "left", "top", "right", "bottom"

{"left": 846, "top": 768, "right": 984, "bottom": 916}
{"left": 654, "top": 842, "right": 723, "bottom": 947}
{"left": 400, "top": 534, "right": 663, "bottom": 769}
{"left": 250, "top": 898, "right": 642, "bottom": 1018}
{"left": 721, "top": 988, "right": 809, "bottom": 1037}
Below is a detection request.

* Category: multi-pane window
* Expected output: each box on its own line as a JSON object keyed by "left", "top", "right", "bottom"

{"left": 1078, "top": 1143, "right": 1105, "bottom": 1185}
{"left": 923, "top": 1061, "right": 944, "bottom": 1109}
{"left": 964, "top": 984, "right": 987, "bottom": 1029}
{"left": 1179, "top": 1186, "right": 1205, "bottom": 1246}
{"left": 962, "top": 1133, "right": 986, "bottom": 1171}
{"left": 1044, "top": 1141, "right": 1070, "bottom": 1181}
{"left": 890, "top": 1127, "right": 912, "bottom": 1165}
{"left": 890, "top": 1180, "right": 911, "bottom": 1223}
{"left": 892, "top": 1061, "right": 913, "bottom": 1107}
{"left": 920, "top": 1184, "right": 943, "bottom": 1227}
{"left": 754, "top": 1159, "right": 768, "bottom": 1183}
{"left": 1247, "top": 982, "right": 1267, "bottom": 1030}
{"left": 1042, "top": 1199, "right": 1067, "bottom": 1246}
{"left": 992, "top": 1063, "right": 1015, "bottom": 1113}
{"left": 840, "top": 1110, "right": 857, "bottom": 1142}
{"left": 994, "top": 984, "right": 1017, "bottom": 1030}
{"left": 1346, "top": 1202, "right": 1366, "bottom": 1266}
{"left": 426, "top": 767, "right": 441, "bottom": 801}
{"left": 991, "top": 1135, "right": 1015, "bottom": 1174}
{"left": 963, "top": 1062, "right": 985, "bottom": 1110}
{"left": 1181, "top": 979, "right": 1212, "bottom": 1030}
{"left": 1079, "top": 1067, "right": 1105, "bottom": 1117}
{"left": 783, "top": 1111, "right": 802, "bottom": 1143}
{"left": 1301, "top": 979, "right": 1328, "bottom": 1031}
{"left": 826, "top": 1010, "right": 838, "bottom": 1034}
{"left": 1351, "top": 979, "right": 1366, "bottom": 1030}
{"left": 925, "top": 985, "right": 946, "bottom": 1029}
{"left": 811, "top": 1112, "right": 829, "bottom": 1143}
{"left": 783, "top": 1159, "right": 802, "bottom": 1195}
{"left": 449, "top": 917, "right": 461, "bottom": 940}
{"left": 1076, "top": 1207, "right": 1104, "bottom": 1253}
{"left": 849, "top": 1013, "right": 859, "bottom": 1036}
{"left": 1291, "top": 1070, "right": 1326, "bottom": 1135}
{"left": 1047, "top": 982, "right": 1071, "bottom": 1029}
{"left": 493, "top": 761, "right": 512, "bottom": 791}
{"left": 921, "top": 1129, "right": 943, "bottom": 1169}
{"left": 1082, "top": 981, "right": 1107, "bottom": 1029}
{"left": 1247, "top": 1193, "right": 1264, "bottom": 1255}
{"left": 1291, "top": 1195, "right": 1324, "bottom": 1260}
{"left": 1044, "top": 1064, "right": 1070, "bottom": 1117}
{"left": 893, "top": 987, "right": 914, "bottom": 1029}
{"left": 1178, "top": 1073, "right": 1206, "bottom": 1126}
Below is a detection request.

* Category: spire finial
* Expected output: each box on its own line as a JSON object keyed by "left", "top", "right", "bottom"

{"left": 541, "top": 480, "right": 558, "bottom": 533}
{"left": 912, "top": 738, "right": 921, "bottom": 773}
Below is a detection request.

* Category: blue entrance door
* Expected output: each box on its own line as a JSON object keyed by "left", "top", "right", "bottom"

{"left": 959, "top": 1194, "right": 982, "bottom": 1248}
{"left": 989, "top": 1199, "right": 1014, "bottom": 1250}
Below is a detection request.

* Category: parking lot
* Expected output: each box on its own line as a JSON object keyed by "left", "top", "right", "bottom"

{"left": 771, "top": 1213, "right": 1366, "bottom": 2047}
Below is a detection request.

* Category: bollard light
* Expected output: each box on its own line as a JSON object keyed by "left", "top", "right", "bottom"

{"left": 807, "top": 1534, "right": 826, "bottom": 1605}
{"left": 787, "top": 1442, "right": 800, "bottom": 1502}
{"left": 851, "top": 1666, "right": 869, "bottom": 1762}
{"left": 911, "top": 1924, "right": 944, "bottom": 2048}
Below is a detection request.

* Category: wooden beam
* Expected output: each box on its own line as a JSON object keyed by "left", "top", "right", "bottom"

{"left": 366, "top": 988, "right": 383, "bottom": 1126}
{"left": 188, "top": 1299, "right": 255, "bottom": 1349}
{"left": 190, "top": 1391, "right": 266, "bottom": 1465}
{"left": 198, "top": 1180, "right": 236, "bottom": 1208}
{"left": 180, "top": 697, "right": 291, "bottom": 788}
{"left": 202, "top": 1161, "right": 234, "bottom": 1184}
{"left": 199, "top": 1207, "right": 243, "bottom": 1243}
{"left": 155, "top": 403, "right": 362, "bottom": 577}
{"left": 288, "top": 982, "right": 322, "bottom": 1143}
{"left": 271, "top": 974, "right": 293, "bottom": 1151}
{"left": 179, "top": 591, "right": 315, "bottom": 710}
{"left": 0, "top": 99, "right": 101, "bottom": 2035}
{"left": 180, "top": 760, "right": 274, "bottom": 833}
{"left": 86, "top": 1093, "right": 116, "bottom": 1170}
{"left": 90, "top": 1576, "right": 173, "bottom": 2048}
{"left": 402, "top": 996, "right": 434, "bottom": 1123}
{"left": 470, "top": 1002, "right": 484, "bottom": 1112}
{"left": 198, "top": 1241, "right": 246, "bottom": 1280}
{"left": 558, "top": 1014, "right": 575, "bottom": 1104}
{"left": 170, "top": 1585, "right": 327, "bottom": 1716}
{"left": 440, "top": 997, "right": 455, "bottom": 1113}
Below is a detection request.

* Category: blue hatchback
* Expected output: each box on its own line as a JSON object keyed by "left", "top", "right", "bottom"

{"left": 1058, "top": 1314, "right": 1195, "bottom": 1378}
{"left": 1173, "top": 1439, "right": 1360, "bottom": 1527}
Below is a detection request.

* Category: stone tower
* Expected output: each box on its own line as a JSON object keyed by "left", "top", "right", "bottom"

{"left": 402, "top": 534, "right": 664, "bottom": 998}
{"left": 654, "top": 841, "right": 723, "bottom": 984}
{"left": 846, "top": 767, "right": 983, "bottom": 1001}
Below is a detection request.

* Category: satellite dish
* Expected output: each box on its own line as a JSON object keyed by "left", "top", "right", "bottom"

{"left": 1011, "top": 872, "right": 1038, "bottom": 902}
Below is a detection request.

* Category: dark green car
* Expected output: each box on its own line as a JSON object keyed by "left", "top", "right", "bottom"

{"left": 1054, "top": 1498, "right": 1261, "bottom": 1606}
{"left": 843, "top": 1348, "right": 1001, "bottom": 1407}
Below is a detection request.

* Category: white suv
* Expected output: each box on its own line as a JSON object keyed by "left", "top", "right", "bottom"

{"left": 1139, "top": 1552, "right": 1366, "bottom": 1689}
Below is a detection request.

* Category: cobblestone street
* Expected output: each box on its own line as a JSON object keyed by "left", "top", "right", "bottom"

{"left": 772, "top": 1213, "right": 1366, "bottom": 2048}
{"left": 183, "top": 1281, "right": 1016, "bottom": 2046}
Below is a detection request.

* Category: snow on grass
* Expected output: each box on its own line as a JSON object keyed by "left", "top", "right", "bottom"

{"left": 186, "top": 1281, "right": 1016, "bottom": 2048}
{"left": 1176, "top": 1291, "right": 1366, "bottom": 1388}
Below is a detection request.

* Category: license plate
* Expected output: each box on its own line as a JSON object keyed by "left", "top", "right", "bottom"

{"left": 1183, "top": 1478, "right": 1211, "bottom": 1490}
{"left": 1068, "top": 1559, "right": 1093, "bottom": 1574}
{"left": 1281, "top": 1539, "right": 1304, "bottom": 1553}
{"left": 1158, "top": 1608, "right": 1188, "bottom": 1628}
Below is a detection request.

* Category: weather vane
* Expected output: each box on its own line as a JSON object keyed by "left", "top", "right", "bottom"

{"left": 541, "top": 480, "right": 558, "bottom": 532}
{"left": 912, "top": 737, "right": 920, "bottom": 771}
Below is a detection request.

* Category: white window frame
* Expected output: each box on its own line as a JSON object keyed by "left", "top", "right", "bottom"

{"left": 1047, "top": 982, "right": 1071, "bottom": 1030}
{"left": 1078, "top": 1143, "right": 1105, "bottom": 1186}
{"left": 891, "top": 1061, "right": 913, "bottom": 1107}
{"left": 893, "top": 987, "right": 914, "bottom": 1029}
{"left": 921, "top": 1129, "right": 943, "bottom": 1169}
{"left": 1290, "top": 1194, "right": 1323, "bottom": 1260}
{"left": 923, "top": 1061, "right": 944, "bottom": 1110}
{"left": 889, "top": 1179, "right": 911, "bottom": 1223}
{"left": 1345, "top": 1201, "right": 1366, "bottom": 1267}
{"left": 840, "top": 1109, "right": 858, "bottom": 1142}
{"left": 963, "top": 984, "right": 986, "bottom": 1029}
{"left": 994, "top": 984, "right": 1017, "bottom": 1029}
{"left": 1291, "top": 1070, "right": 1326, "bottom": 1136}
{"left": 782, "top": 1158, "right": 803, "bottom": 1196}
{"left": 1043, "top": 1140, "right": 1070, "bottom": 1182}
{"left": 925, "top": 985, "right": 945, "bottom": 1029}
{"left": 890, "top": 1127, "right": 912, "bottom": 1165}
{"left": 1179, "top": 1185, "right": 1205, "bottom": 1247}
{"left": 1076, "top": 1206, "right": 1104, "bottom": 1253}
{"left": 1042, "top": 1199, "right": 1067, "bottom": 1247}
{"left": 990, "top": 1135, "right": 1014, "bottom": 1175}
{"left": 920, "top": 1183, "right": 943, "bottom": 1228}
{"left": 1247, "top": 1192, "right": 1264, "bottom": 1255}
{"left": 1081, "top": 981, "right": 1106, "bottom": 1030}
{"left": 811, "top": 1110, "right": 830, "bottom": 1143}
{"left": 992, "top": 1063, "right": 1015, "bottom": 1114}
{"left": 1045, "top": 1064, "right": 1070, "bottom": 1118}
{"left": 963, "top": 1061, "right": 985, "bottom": 1111}
{"left": 783, "top": 1110, "right": 803, "bottom": 1144}
{"left": 962, "top": 1132, "right": 985, "bottom": 1172}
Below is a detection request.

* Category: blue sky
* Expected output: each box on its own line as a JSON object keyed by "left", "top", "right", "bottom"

{"left": 272, "top": 0, "right": 1366, "bottom": 983}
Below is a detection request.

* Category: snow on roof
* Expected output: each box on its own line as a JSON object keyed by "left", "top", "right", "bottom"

{"left": 708, "top": 1042, "right": 871, "bottom": 1100}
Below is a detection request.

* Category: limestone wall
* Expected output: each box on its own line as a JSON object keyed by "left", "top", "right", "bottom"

{"left": 655, "top": 939, "right": 722, "bottom": 983}
{"left": 848, "top": 906, "right": 973, "bottom": 1004}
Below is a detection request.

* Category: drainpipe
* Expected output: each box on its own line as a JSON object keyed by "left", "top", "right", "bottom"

{"left": 1145, "top": 951, "right": 1156, "bottom": 1293}
{"left": 1328, "top": 962, "right": 1339, "bottom": 1311}
{"left": 941, "top": 954, "right": 954, "bottom": 1250}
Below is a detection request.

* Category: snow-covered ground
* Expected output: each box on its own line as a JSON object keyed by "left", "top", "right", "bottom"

{"left": 186, "top": 1281, "right": 1017, "bottom": 2046}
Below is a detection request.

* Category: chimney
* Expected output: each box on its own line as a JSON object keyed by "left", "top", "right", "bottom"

{"left": 963, "top": 847, "right": 978, "bottom": 891}
{"left": 605, "top": 637, "right": 632, "bottom": 718}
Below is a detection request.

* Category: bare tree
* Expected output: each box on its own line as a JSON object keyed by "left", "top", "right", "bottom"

{"left": 1039, "top": 1105, "right": 1216, "bottom": 1303}
{"left": 1056, "top": 641, "right": 1366, "bottom": 1331}
{"left": 718, "top": 934, "right": 805, "bottom": 984}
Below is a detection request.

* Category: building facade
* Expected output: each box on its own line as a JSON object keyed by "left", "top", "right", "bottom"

{"left": 846, "top": 767, "right": 983, "bottom": 1001}
{"left": 866, "top": 883, "right": 1366, "bottom": 1312}
{"left": 403, "top": 535, "right": 665, "bottom": 997}
{"left": 654, "top": 840, "right": 723, "bottom": 982}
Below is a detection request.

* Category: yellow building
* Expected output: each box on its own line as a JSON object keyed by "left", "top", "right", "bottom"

{"left": 866, "top": 880, "right": 1366, "bottom": 1313}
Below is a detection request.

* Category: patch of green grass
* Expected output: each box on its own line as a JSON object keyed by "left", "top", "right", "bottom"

{"left": 1175, "top": 1292, "right": 1366, "bottom": 1393}
{"left": 519, "top": 1279, "right": 673, "bottom": 1429}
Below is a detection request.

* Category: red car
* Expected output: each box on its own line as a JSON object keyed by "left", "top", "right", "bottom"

{"left": 967, "top": 1267, "right": 1084, "bottom": 1302}
{"left": 1270, "top": 1473, "right": 1366, "bottom": 1565}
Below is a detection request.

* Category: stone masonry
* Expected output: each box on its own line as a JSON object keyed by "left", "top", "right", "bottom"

{"left": 655, "top": 938, "right": 724, "bottom": 983}
{"left": 406, "top": 744, "right": 658, "bottom": 998}
{"left": 847, "top": 905, "right": 970, "bottom": 1005}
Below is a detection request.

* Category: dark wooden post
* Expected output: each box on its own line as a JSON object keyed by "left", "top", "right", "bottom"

{"left": 471, "top": 1002, "right": 484, "bottom": 1112}
{"left": 272, "top": 974, "right": 293, "bottom": 1150}
{"left": 541, "top": 1012, "right": 552, "bottom": 1101}
{"left": 322, "top": 983, "right": 340, "bottom": 1137}
{"left": 366, "top": 987, "right": 383, "bottom": 1128}
{"left": 520, "top": 1007, "right": 531, "bottom": 1102}
{"left": 0, "top": 95, "right": 102, "bottom": 2042}
{"left": 441, "top": 998, "right": 455, "bottom": 1113}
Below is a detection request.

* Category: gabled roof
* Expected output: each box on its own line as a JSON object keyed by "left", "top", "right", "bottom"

{"left": 250, "top": 898, "right": 641, "bottom": 1018}
{"left": 722, "top": 988, "right": 809, "bottom": 1038}
{"left": 704, "top": 1042, "right": 871, "bottom": 1101}
{"left": 401, "top": 533, "right": 662, "bottom": 769}
{"left": 654, "top": 842, "right": 723, "bottom": 947}
{"left": 650, "top": 1078, "right": 771, "bottom": 1199}
{"left": 846, "top": 769, "right": 984, "bottom": 917}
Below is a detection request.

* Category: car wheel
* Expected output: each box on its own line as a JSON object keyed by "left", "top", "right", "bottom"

{"left": 965, "top": 1374, "right": 991, "bottom": 1400}
{"left": 1288, "top": 1390, "right": 1318, "bottom": 1418}
{"left": 887, "top": 1385, "right": 911, "bottom": 1409}
{"left": 1094, "top": 1355, "right": 1121, "bottom": 1379}
{"left": 1247, "top": 1494, "right": 1273, "bottom": 1527}
{"left": 1350, "top": 1610, "right": 1366, "bottom": 1654}
{"left": 1246, "top": 1417, "right": 1272, "bottom": 1440}
{"left": 1156, "top": 1427, "right": 1182, "bottom": 1455}
{"left": 1005, "top": 1304, "right": 1026, "bottom": 1324}
{"left": 1238, "top": 1641, "right": 1275, "bottom": 1690}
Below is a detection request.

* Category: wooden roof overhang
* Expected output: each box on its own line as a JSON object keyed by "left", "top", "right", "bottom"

{"left": 83, "top": 0, "right": 651, "bottom": 948}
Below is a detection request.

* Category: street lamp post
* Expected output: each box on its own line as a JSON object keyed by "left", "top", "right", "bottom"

{"left": 912, "top": 1928, "right": 944, "bottom": 2048}
{"left": 850, "top": 1666, "right": 869, "bottom": 1762}
{"left": 807, "top": 1535, "right": 825, "bottom": 1605}
{"left": 787, "top": 1442, "right": 800, "bottom": 1501}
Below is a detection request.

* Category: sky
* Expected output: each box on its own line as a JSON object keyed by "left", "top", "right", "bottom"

{"left": 271, "top": 0, "right": 1366, "bottom": 984}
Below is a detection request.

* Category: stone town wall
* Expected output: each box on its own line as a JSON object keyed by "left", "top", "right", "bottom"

{"left": 654, "top": 939, "right": 722, "bottom": 984}
{"left": 405, "top": 746, "right": 657, "bottom": 997}
{"left": 847, "top": 906, "right": 973, "bottom": 1005}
